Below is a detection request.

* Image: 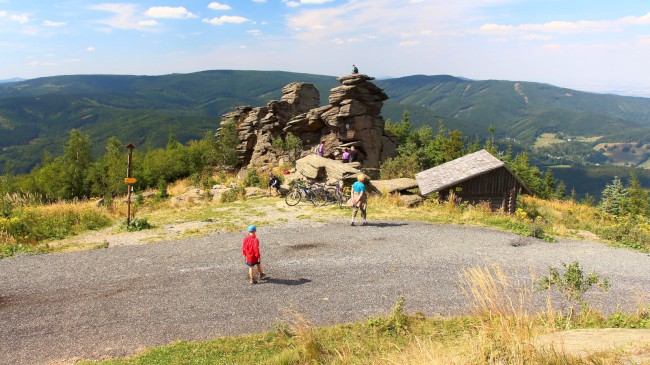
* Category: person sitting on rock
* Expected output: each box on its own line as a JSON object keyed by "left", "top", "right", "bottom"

{"left": 348, "top": 146, "right": 358, "bottom": 162}
{"left": 352, "top": 64, "right": 359, "bottom": 74}
{"left": 268, "top": 172, "right": 280, "bottom": 196}
{"left": 342, "top": 149, "right": 350, "bottom": 162}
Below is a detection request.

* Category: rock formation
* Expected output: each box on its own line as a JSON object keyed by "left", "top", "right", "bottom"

{"left": 217, "top": 74, "right": 396, "bottom": 169}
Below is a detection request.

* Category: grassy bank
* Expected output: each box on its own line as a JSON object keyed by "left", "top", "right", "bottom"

{"left": 79, "top": 265, "right": 650, "bottom": 365}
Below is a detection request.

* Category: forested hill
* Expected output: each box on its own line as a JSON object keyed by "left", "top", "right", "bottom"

{"left": 3, "top": 70, "right": 650, "bottom": 174}
{"left": 0, "top": 71, "right": 339, "bottom": 173}
{"left": 376, "top": 75, "right": 650, "bottom": 145}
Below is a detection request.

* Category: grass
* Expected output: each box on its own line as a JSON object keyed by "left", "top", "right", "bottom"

{"left": 533, "top": 133, "right": 602, "bottom": 149}
{"left": 3, "top": 180, "right": 650, "bottom": 257}
{"left": 78, "top": 264, "right": 650, "bottom": 365}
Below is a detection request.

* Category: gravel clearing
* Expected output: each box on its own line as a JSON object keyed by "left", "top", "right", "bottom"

{"left": 1, "top": 220, "right": 649, "bottom": 365}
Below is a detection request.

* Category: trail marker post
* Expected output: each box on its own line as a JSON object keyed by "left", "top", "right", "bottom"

{"left": 125, "top": 143, "right": 136, "bottom": 227}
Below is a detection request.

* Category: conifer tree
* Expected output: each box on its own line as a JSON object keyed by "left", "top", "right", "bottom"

{"left": 600, "top": 176, "right": 628, "bottom": 216}
{"left": 625, "top": 172, "right": 649, "bottom": 216}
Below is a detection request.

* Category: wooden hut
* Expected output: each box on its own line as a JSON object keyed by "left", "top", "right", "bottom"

{"left": 415, "top": 149, "right": 531, "bottom": 213}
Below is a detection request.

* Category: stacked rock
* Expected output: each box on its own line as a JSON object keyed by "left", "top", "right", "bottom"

{"left": 217, "top": 74, "right": 396, "bottom": 169}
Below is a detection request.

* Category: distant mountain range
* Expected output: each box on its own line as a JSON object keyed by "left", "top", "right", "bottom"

{"left": 2, "top": 70, "right": 650, "bottom": 179}
{"left": 0, "top": 78, "right": 25, "bottom": 84}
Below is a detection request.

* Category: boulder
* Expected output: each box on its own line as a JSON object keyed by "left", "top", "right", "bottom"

{"left": 369, "top": 178, "right": 419, "bottom": 194}
{"left": 295, "top": 154, "right": 360, "bottom": 181}
{"left": 399, "top": 194, "right": 424, "bottom": 207}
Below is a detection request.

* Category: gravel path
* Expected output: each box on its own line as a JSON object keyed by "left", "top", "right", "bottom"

{"left": 1, "top": 220, "right": 649, "bottom": 365}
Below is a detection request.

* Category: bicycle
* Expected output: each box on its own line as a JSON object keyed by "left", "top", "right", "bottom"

{"left": 285, "top": 179, "right": 327, "bottom": 206}
{"left": 322, "top": 179, "right": 350, "bottom": 208}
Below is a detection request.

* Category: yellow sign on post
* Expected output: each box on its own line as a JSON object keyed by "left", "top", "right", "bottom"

{"left": 124, "top": 177, "right": 137, "bottom": 184}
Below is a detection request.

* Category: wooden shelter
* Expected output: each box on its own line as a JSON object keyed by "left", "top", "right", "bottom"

{"left": 415, "top": 149, "right": 531, "bottom": 213}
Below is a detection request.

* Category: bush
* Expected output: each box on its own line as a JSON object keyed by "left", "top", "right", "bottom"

{"left": 220, "top": 186, "right": 246, "bottom": 203}
{"left": 366, "top": 297, "right": 411, "bottom": 337}
{"left": 126, "top": 218, "right": 152, "bottom": 232}
{"left": 243, "top": 169, "right": 263, "bottom": 188}
{"left": 0, "top": 242, "right": 37, "bottom": 259}
{"left": 537, "top": 261, "right": 610, "bottom": 328}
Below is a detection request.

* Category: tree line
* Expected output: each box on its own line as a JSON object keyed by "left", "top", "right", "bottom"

{"left": 0, "top": 123, "right": 240, "bottom": 203}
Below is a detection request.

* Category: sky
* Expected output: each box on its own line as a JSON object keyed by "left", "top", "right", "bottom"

{"left": 1, "top": 0, "right": 650, "bottom": 96}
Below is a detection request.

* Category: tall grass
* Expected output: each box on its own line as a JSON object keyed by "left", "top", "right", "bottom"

{"left": 0, "top": 200, "right": 112, "bottom": 255}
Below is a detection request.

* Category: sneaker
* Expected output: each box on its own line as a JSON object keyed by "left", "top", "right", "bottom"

{"left": 250, "top": 279, "right": 257, "bottom": 284}
{"left": 350, "top": 221, "right": 355, "bottom": 226}
{"left": 361, "top": 220, "right": 367, "bottom": 226}
{"left": 260, "top": 273, "right": 266, "bottom": 280}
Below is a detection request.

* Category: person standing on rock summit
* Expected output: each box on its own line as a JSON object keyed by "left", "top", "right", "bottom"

{"left": 352, "top": 64, "right": 359, "bottom": 74}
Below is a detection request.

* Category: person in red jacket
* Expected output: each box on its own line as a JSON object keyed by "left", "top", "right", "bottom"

{"left": 242, "top": 225, "right": 265, "bottom": 284}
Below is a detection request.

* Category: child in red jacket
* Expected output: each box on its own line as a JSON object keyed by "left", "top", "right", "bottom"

{"left": 242, "top": 225, "right": 265, "bottom": 284}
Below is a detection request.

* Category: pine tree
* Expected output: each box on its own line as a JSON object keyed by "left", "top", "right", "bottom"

{"left": 600, "top": 176, "right": 628, "bottom": 216}
{"left": 625, "top": 172, "right": 649, "bottom": 216}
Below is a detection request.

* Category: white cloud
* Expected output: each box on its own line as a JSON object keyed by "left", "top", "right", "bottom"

{"left": 283, "top": 0, "right": 334, "bottom": 6}
{"left": 91, "top": 3, "right": 147, "bottom": 31}
{"left": 138, "top": 20, "right": 158, "bottom": 26}
{"left": 252, "top": 0, "right": 267, "bottom": 2}
{"left": 202, "top": 15, "right": 249, "bottom": 25}
{"left": 481, "top": 12, "right": 650, "bottom": 36}
{"left": 519, "top": 34, "right": 553, "bottom": 41}
{"left": 285, "top": 0, "right": 497, "bottom": 43}
{"left": 42, "top": 20, "right": 67, "bottom": 27}
{"left": 11, "top": 14, "right": 30, "bottom": 24}
{"left": 144, "top": 6, "right": 196, "bottom": 19}
{"left": 247, "top": 29, "right": 262, "bottom": 36}
{"left": 0, "top": 11, "right": 6, "bottom": 17}
{"left": 86, "top": 47, "right": 95, "bottom": 53}
{"left": 208, "top": 2, "right": 232, "bottom": 11}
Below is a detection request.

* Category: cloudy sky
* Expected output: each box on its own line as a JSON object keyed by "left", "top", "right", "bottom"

{"left": 2, "top": 0, "right": 650, "bottom": 95}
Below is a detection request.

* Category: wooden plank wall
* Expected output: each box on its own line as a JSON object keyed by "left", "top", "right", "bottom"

{"left": 438, "top": 167, "right": 523, "bottom": 213}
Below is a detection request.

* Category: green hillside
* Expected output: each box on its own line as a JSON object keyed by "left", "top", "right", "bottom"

{"left": 3, "top": 70, "right": 650, "bottom": 178}
{"left": 0, "top": 71, "right": 339, "bottom": 173}
{"left": 376, "top": 75, "right": 650, "bottom": 144}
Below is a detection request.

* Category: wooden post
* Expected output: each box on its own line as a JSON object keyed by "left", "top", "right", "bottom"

{"left": 126, "top": 143, "right": 136, "bottom": 226}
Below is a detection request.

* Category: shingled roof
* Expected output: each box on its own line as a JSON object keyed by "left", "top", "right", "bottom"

{"left": 415, "top": 149, "right": 529, "bottom": 196}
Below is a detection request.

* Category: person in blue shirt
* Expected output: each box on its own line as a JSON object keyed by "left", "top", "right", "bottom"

{"left": 350, "top": 173, "right": 367, "bottom": 226}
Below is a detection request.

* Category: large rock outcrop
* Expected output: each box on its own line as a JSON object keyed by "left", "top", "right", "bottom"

{"left": 218, "top": 74, "right": 396, "bottom": 169}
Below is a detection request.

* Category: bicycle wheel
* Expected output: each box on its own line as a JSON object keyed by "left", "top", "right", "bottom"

{"left": 309, "top": 188, "right": 327, "bottom": 206}
{"left": 323, "top": 187, "right": 338, "bottom": 206}
{"left": 285, "top": 188, "right": 302, "bottom": 206}
{"left": 335, "top": 189, "right": 345, "bottom": 208}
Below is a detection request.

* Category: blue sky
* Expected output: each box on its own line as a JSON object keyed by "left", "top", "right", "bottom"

{"left": 2, "top": 0, "right": 650, "bottom": 96}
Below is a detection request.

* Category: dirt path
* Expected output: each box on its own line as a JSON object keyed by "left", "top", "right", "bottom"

{"left": 1, "top": 220, "right": 649, "bottom": 365}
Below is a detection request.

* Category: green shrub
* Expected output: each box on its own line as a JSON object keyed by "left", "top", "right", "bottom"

{"left": 220, "top": 186, "right": 246, "bottom": 203}
{"left": 243, "top": 170, "right": 263, "bottom": 188}
{"left": 157, "top": 179, "right": 169, "bottom": 199}
{"left": 366, "top": 297, "right": 410, "bottom": 337}
{"left": 0, "top": 243, "right": 37, "bottom": 259}
{"left": 538, "top": 261, "right": 610, "bottom": 328}
{"left": 126, "top": 218, "right": 152, "bottom": 232}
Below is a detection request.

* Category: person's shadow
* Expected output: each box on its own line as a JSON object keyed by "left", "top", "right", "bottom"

{"left": 365, "top": 222, "right": 409, "bottom": 228}
{"left": 264, "top": 277, "right": 311, "bottom": 286}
